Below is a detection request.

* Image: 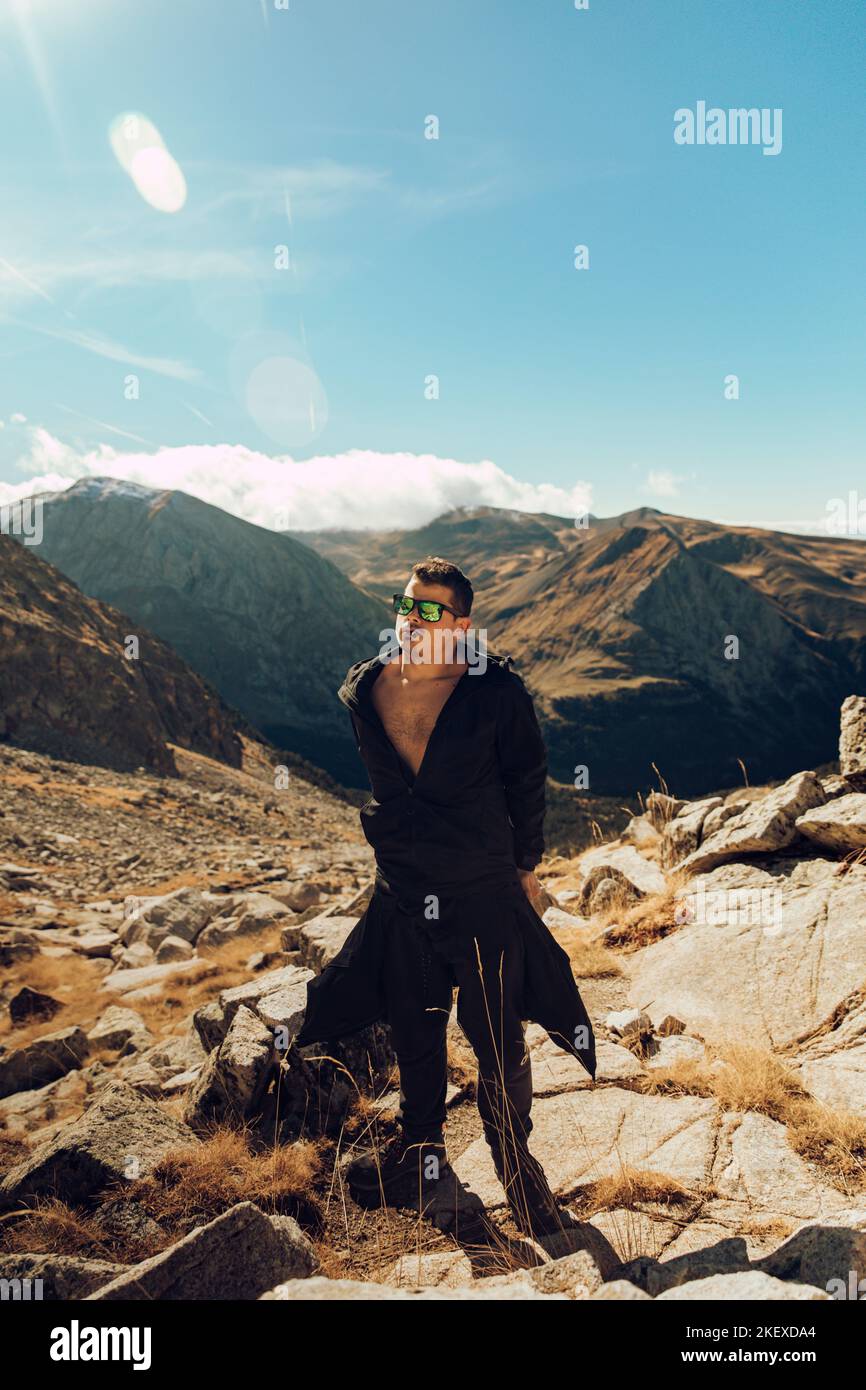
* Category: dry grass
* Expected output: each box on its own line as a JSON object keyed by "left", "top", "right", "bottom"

{"left": 641, "top": 1040, "right": 811, "bottom": 1118}
{"left": 0, "top": 952, "right": 110, "bottom": 1047}
{"left": 0, "top": 1199, "right": 109, "bottom": 1257}
{"left": 834, "top": 846, "right": 866, "bottom": 878}
{"left": 0, "top": 1133, "right": 30, "bottom": 1170}
{"left": 0, "top": 766, "right": 152, "bottom": 814}
{"left": 570, "top": 1163, "right": 695, "bottom": 1216}
{"left": 0, "top": 892, "right": 24, "bottom": 921}
{"left": 100, "top": 925, "right": 285, "bottom": 1036}
{"left": 736, "top": 1214, "right": 797, "bottom": 1243}
{"left": 787, "top": 1100, "right": 866, "bottom": 1183}
{"left": 593, "top": 869, "right": 692, "bottom": 953}
{"left": 640, "top": 1040, "right": 866, "bottom": 1190}
{"left": 119, "top": 1127, "right": 326, "bottom": 1231}
{"left": 559, "top": 930, "right": 622, "bottom": 978}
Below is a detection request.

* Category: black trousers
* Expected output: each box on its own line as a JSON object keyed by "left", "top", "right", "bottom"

{"left": 379, "top": 886, "right": 535, "bottom": 1154}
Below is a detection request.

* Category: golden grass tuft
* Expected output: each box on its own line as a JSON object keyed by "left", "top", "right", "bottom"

{"left": 593, "top": 869, "right": 692, "bottom": 953}
{"left": 559, "top": 930, "right": 622, "bottom": 978}
{"left": 571, "top": 1163, "right": 695, "bottom": 1215}
{"left": 120, "top": 1127, "right": 326, "bottom": 1231}
{"left": 0, "top": 1198, "right": 108, "bottom": 1257}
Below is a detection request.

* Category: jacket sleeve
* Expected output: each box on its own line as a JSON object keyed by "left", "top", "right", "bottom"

{"left": 495, "top": 672, "right": 547, "bottom": 871}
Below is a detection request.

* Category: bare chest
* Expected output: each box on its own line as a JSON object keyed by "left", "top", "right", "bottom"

{"left": 372, "top": 675, "right": 461, "bottom": 778}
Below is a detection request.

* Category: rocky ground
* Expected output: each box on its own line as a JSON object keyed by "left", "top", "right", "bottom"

{"left": 1, "top": 698, "right": 865, "bottom": 1301}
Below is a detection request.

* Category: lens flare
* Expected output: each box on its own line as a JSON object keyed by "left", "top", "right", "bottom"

{"left": 245, "top": 356, "right": 329, "bottom": 447}
{"left": 109, "top": 112, "right": 187, "bottom": 213}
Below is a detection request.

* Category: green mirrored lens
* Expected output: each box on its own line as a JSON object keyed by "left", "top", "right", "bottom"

{"left": 417, "top": 601, "right": 443, "bottom": 621}
{"left": 395, "top": 595, "right": 414, "bottom": 615}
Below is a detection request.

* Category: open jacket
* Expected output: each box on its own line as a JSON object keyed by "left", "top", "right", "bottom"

{"left": 294, "top": 651, "right": 596, "bottom": 1080}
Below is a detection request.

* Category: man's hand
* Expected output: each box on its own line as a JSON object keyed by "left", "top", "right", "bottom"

{"left": 517, "top": 869, "right": 545, "bottom": 915}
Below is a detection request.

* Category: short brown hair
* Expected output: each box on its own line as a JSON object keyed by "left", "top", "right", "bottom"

{"left": 410, "top": 556, "right": 473, "bottom": 616}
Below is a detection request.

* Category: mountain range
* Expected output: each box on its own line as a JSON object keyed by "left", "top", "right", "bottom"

{"left": 13, "top": 482, "right": 866, "bottom": 796}
{"left": 0, "top": 533, "right": 242, "bottom": 775}
{"left": 23, "top": 479, "right": 387, "bottom": 784}
{"left": 294, "top": 504, "right": 866, "bottom": 794}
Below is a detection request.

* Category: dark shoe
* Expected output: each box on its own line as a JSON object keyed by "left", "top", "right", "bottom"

{"left": 346, "top": 1130, "right": 486, "bottom": 1233}
{"left": 346, "top": 1129, "right": 449, "bottom": 1206}
{"left": 487, "top": 1132, "right": 564, "bottom": 1239}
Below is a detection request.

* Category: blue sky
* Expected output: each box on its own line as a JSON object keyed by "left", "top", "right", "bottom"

{"left": 0, "top": 0, "right": 863, "bottom": 534}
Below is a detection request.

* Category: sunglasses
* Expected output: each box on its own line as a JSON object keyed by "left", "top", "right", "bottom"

{"left": 392, "top": 593, "right": 465, "bottom": 622}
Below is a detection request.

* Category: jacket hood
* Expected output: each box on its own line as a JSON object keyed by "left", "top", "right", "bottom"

{"left": 338, "top": 648, "right": 517, "bottom": 713}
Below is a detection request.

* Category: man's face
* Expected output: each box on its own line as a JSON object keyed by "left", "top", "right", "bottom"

{"left": 395, "top": 576, "right": 470, "bottom": 660}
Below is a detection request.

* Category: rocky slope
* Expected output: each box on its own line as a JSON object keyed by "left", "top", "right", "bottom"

{"left": 23, "top": 478, "right": 388, "bottom": 785}
{"left": 1, "top": 699, "right": 864, "bottom": 1301}
{"left": 297, "top": 505, "right": 866, "bottom": 795}
{"left": 0, "top": 535, "right": 242, "bottom": 776}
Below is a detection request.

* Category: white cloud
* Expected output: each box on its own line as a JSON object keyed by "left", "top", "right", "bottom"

{"left": 2, "top": 430, "right": 594, "bottom": 532}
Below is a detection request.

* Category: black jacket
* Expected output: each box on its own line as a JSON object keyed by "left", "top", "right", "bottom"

{"left": 294, "top": 652, "right": 596, "bottom": 1080}
{"left": 340, "top": 649, "right": 548, "bottom": 896}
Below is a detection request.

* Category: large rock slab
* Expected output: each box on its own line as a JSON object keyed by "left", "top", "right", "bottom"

{"left": 34, "top": 926, "right": 119, "bottom": 958}
{"left": 268, "top": 881, "right": 322, "bottom": 913}
{"left": 0, "top": 1068, "right": 89, "bottom": 1136}
{"left": 662, "top": 797, "right": 723, "bottom": 867}
{"left": 384, "top": 1251, "right": 474, "bottom": 1289}
{"left": 260, "top": 1275, "right": 567, "bottom": 1301}
{"left": 576, "top": 845, "right": 666, "bottom": 914}
{"left": 795, "top": 793, "right": 866, "bottom": 854}
{"left": 87, "top": 1006, "right": 148, "bottom": 1052}
{"left": 197, "top": 893, "right": 294, "bottom": 950}
{"left": 709, "top": 1111, "right": 850, "bottom": 1223}
{"left": 839, "top": 694, "right": 866, "bottom": 788}
{"left": 628, "top": 858, "right": 866, "bottom": 1050}
{"left": 0, "top": 1026, "right": 90, "bottom": 1099}
{"left": 451, "top": 1087, "right": 718, "bottom": 1210}
{"left": 524, "top": 1025, "right": 642, "bottom": 1093}
{"left": 656, "top": 1270, "right": 829, "bottom": 1300}
{"left": 8, "top": 987, "right": 63, "bottom": 1026}
{"left": 279, "top": 915, "right": 358, "bottom": 971}
{"left": 790, "top": 992, "right": 866, "bottom": 1116}
{"left": 87, "top": 1201, "right": 316, "bottom": 1300}
{"left": 183, "top": 1005, "right": 275, "bottom": 1132}
{"left": 754, "top": 1206, "right": 866, "bottom": 1291}
{"left": 657, "top": 1199, "right": 796, "bottom": 1265}
{"left": 192, "top": 964, "right": 313, "bottom": 1052}
{"left": 678, "top": 771, "right": 826, "bottom": 875}
{"left": 120, "top": 887, "right": 217, "bottom": 949}
{"left": 101, "top": 957, "right": 212, "bottom": 996}
{"left": 0, "top": 1081, "right": 199, "bottom": 1208}
{"left": 0, "top": 1253, "right": 127, "bottom": 1300}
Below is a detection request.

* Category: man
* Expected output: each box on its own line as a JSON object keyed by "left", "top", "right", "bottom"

{"left": 294, "top": 557, "right": 596, "bottom": 1237}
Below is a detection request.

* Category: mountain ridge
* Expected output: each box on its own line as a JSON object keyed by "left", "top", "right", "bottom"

{"left": 292, "top": 504, "right": 866, "bottom": 795}
{"left": 0, "top": 534, "right": 243, "bottom": 775}
{"left": 20, "top": 478, "right": 389, "bottom": 785}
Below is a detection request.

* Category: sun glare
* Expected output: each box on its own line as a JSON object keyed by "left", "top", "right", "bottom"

{"left": 108, "top": 111, "right": 187, "bottom": 213}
